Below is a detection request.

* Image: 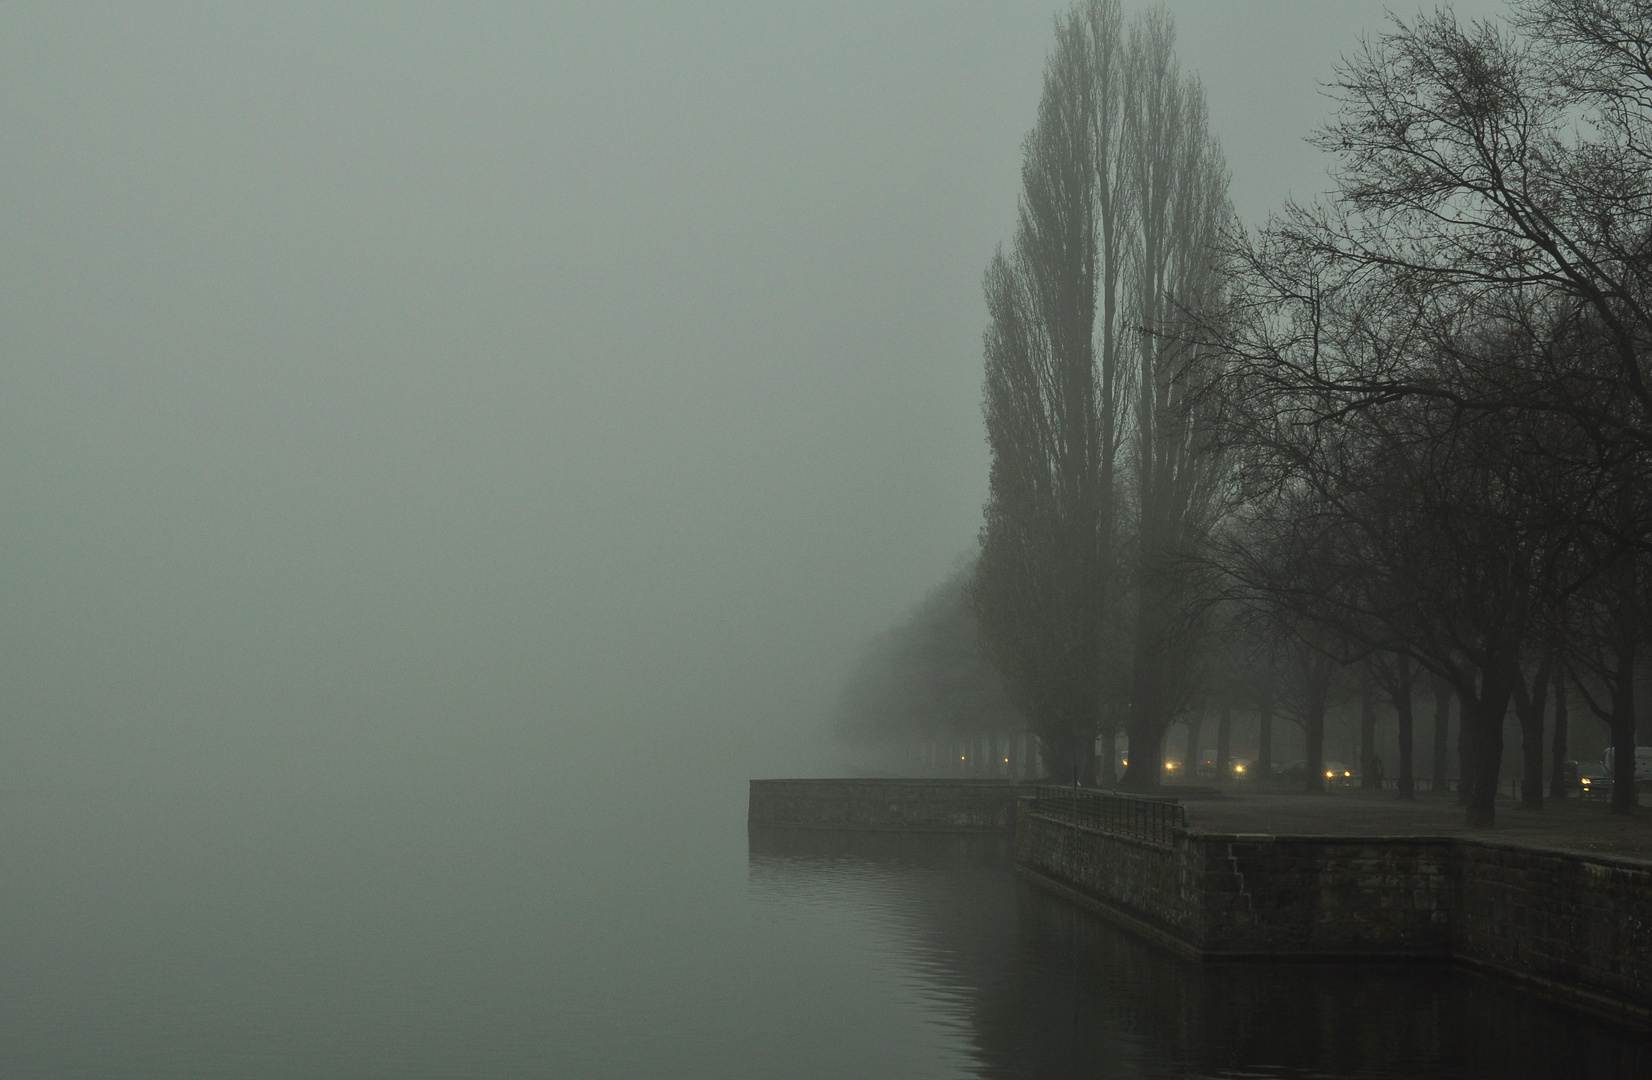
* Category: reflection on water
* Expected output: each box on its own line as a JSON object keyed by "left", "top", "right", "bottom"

{"left": 2, "top": 776, "right": 1646, "bottom": 1078}
{"left": 749, "top": 826, "right": 1652, "bottom": 1080}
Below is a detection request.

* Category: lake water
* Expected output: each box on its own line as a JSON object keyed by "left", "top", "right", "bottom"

{"left": 3, "top": 761, "right": 1649, "bottom": 1078}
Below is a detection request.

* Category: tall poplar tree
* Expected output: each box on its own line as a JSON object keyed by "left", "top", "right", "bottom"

{"left": 976, "top": 4, "right": 1109, "bottom": 782}
{"left": 977, "top": 1, "right": 1228, "bottom": 785}
{"left": 1117, "top": 11, "right": 1233, "bottom": 789}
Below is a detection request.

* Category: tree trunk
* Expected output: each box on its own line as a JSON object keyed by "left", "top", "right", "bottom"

{"left": 1304, "top": 658, "right": 1331, "bottom": 794}
{"left": 1256, "top": 700, "right": 1274, "bottom": 780}
{"left": 1185, "top": 714, "right": 1204, "bottom": 777}
{"left": 1036, "top": 734, "right": 1061, "bottom": 782}
{"left": 1394, "top": 682, "right": 1415, "bottom": 800}
{"left": 1305, "top": 709, "right": 1326, "bottom": 793}
{"left": 1043, "top": 723, "right": 1099, "bottom": 786}
{"left": 1611, "top": 646, "right": 1639, "bottom": 813}
{"left": 1118, "top": 724, "right": 1163, "bottom": 789}
{"left": 1641, "top": 665, "right": 1652, "bottom": 747}
{"left": 1431, "top": 676, "right": 1451, "bottom": 793}
{"left": 1456, "top": 688, "right": 1474, "bottom": 808}
{"left": 1121, "top": 626, "right": 1167, "bottom": 790}
{"left": 1359, "top": 683, "right": 1379, "bottom": 790}
{"left": 1550, "top": 679, "right": 1569, "bottom": 799}
{"left": 1466, "top": 661, "right": 1516, "bottom": 828}
{"left": 1215, "top": 701, "right": 1232, "bottom": 781}
{"left": 1512, "top": 658, "right": 1550, "bottom": 811}
{"left": 1076, "top": 733, "right": 1097, "bottom": 786}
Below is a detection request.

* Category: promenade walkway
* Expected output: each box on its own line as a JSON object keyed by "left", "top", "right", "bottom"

{"left": 1180, "top": 788, "right": 1652, "bottom": 861}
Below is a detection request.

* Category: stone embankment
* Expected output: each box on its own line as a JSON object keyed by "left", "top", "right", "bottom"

{"left": 748, "top": 778, "right": 1652, "bottom": 1031}
{"left": 747, "top": 778, "right": 1021, "bottom": 833}
{"left": 1015, "top": 789, "right": 1652, "bottom": 1032}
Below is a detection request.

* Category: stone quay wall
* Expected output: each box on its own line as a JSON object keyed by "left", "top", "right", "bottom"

{"left": 1453, "top": 841, "right": 1652, "bottom": 1029}
{"left": 1201, "top": 834, "right": 1455, "bottom": 958}
{"left": 1012, "top": 802, "right": 1199, "bottom": 948}
{"left": 747, "top": 778, "right": 1021, "bottom": 833}
{"left": 1016, "top": 799, "right": 1652, "bottom": 1028}
{"left": 1013, "top": 803, "right": 1453, "bottom": 959}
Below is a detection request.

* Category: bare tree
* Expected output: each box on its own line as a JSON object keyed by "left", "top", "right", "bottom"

{"left": 977, "top": 1, "right": 1230, "bottom": 788}
{"left": 1086, "top": 0, "right": 1135, "bottom": 778}
{"left": 1117, "top": 9, "right": 1234, "bottom": 789}
{"left": 976, "top": 4, "right": 1112, "bottom": 782}
{"left": 1563, "top": 538, "right": 1650, "bottom": 809}
{"left": 1429, "top": 673, "right": 1455, "bottom": 791}
{"left": 1213, "top": 241, "right": 1590, "bottom": 825}
{"left": 1369, "top": 650, "right": 1421, "bottom": 798}
{"left": 1510, "top": 653, "right": 1556, "bottom": 809}
{"left": 1257, "top": 2, "right": 1652, "bottom": 814}
{"left": 1281, "top": 3, "right": 1652, "bottom": 460}
{"left": 1550, "top": 665, "right": 1571, "bottom": 797}
{"left": 1273, "top": 629, "right": 1348, "bottom": 794}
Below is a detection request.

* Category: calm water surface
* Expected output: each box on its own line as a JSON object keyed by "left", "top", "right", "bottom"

{"left": 1, "top": 764, "right": 1648, "bottom": 1078}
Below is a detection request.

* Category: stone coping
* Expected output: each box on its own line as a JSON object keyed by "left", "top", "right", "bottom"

{"left": 1176, "top": 828, "right": 1652, "bottom": 871}
{"left": 749, "top": 777, "right": 1019, "bottom": 785}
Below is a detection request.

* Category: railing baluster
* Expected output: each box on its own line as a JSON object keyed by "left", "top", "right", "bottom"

{"left": 1033, "top": 785, "right": 1182, "bottom": 845}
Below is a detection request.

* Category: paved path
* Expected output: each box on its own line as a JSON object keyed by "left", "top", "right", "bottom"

{"left": 1178, "top": 788, "right": 1652, "bottom": 862}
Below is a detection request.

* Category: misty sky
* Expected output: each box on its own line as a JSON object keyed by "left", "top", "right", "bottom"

{"left": 1, "top": 2, "right": 1503, "bottom": 790}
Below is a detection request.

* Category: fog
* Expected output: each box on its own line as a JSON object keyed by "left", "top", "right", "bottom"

{"left": 3, "top": 1, "right": 1504, "bottom": 800}
{"left": 5, "top": 2, "right": 1570, "bottom": 1075}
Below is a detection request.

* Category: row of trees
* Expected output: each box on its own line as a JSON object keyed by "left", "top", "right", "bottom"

{"left": 975, "top": 0, "right": 1652, "bottom": 825}
{"left": 834, "top": 562, "right": 1025, "bottom": 774}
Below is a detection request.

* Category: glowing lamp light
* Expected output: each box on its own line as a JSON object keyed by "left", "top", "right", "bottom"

{"left": 1326, "top": 770, "right": 1334, "bottom": 777}
{"left": 960, "top": 755, "right": 966, "bottom": 760}
{"left": 1344, "top": 771, "right": 1351, "bottom": 777}
{"left": 1235, "top": 765, "right": 1244, "bottom": 773}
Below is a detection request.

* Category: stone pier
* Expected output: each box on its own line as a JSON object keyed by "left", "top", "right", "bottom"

{"left": 1015, "top": 790, "right": 1652, "bottom": 1032}
{"left": 747, "top": 778, "right": 1021, "bottom": 833}
{"left": 746, "top": 779, "right": 1652, "bottom": 1030}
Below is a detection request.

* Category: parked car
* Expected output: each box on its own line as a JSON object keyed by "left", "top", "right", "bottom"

{"left": 1322, "top": 762, "right": 1357, "bottom": 789}
{"left": 1574, "top": 759, "right": 1613, "bottom": 799}
{"left": 1602, "top": 746, "right": 1652, "bottom": 792}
